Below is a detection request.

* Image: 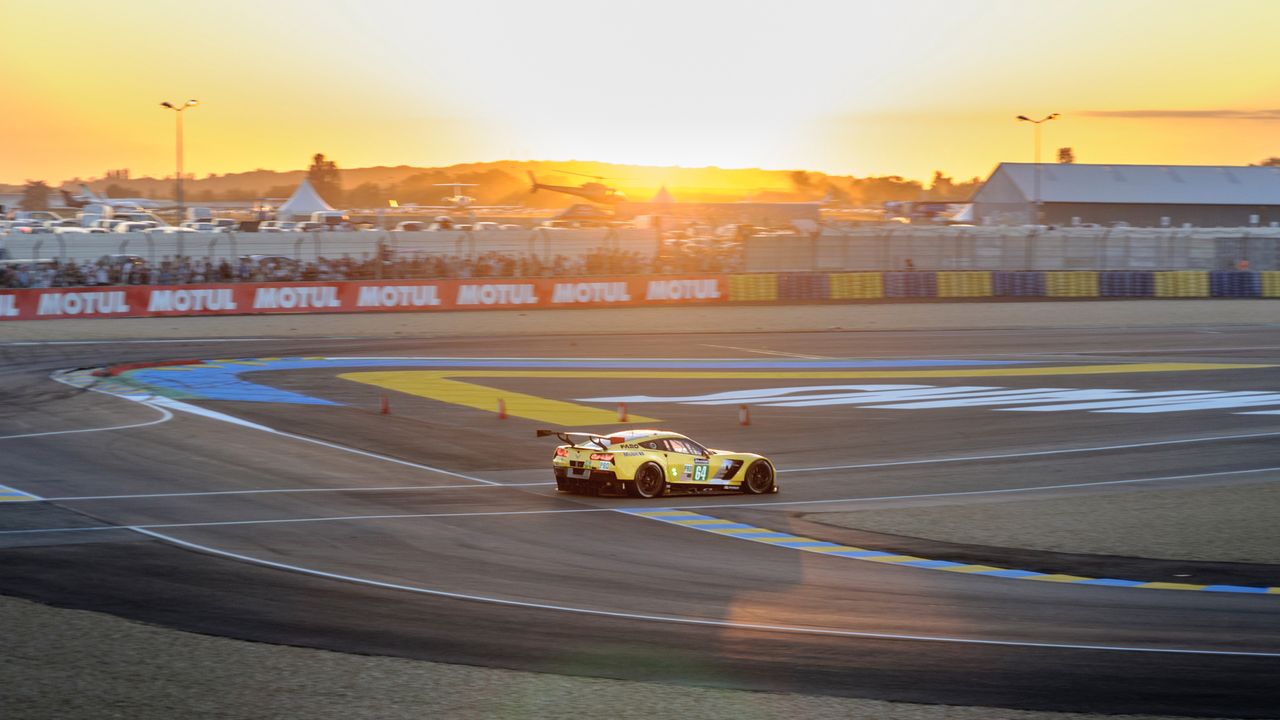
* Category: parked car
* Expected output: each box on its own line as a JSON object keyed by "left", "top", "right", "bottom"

{"left": 112, "top": 221, "right": 160, "bottom": 233}
{"left": 180, "top": 221, "right": 230, "bottom": 233}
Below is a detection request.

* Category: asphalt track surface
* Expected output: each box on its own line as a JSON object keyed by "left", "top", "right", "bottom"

{"left": 3, "top": 325, "right": 1280, "bottom": 717}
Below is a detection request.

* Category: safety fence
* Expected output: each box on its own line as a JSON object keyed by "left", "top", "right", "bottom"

{"left": 746, "top": 226, "right": 1280, "bottom": 272}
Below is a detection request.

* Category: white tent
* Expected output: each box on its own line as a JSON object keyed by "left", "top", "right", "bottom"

{"left": 651, "top": 186, "right": 675, "bottom": 204}
{"left": 275, "top": 178, "right": 335, "bottom": 219}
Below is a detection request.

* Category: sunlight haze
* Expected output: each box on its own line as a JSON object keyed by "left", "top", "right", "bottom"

{"left": 3, "top": 0, "right": 1278, "bottom": 184}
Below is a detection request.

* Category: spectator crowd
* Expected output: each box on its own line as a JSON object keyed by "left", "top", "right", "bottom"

{"left": 0, "top": 242, "right": 742, "bottom": 289}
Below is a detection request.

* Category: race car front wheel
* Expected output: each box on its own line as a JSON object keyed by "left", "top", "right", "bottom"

{"left": 628, "top": 463, "right": 667, "bottom": 499}
{"left": 740, "top": 461, "right": 775, "bottom": 494}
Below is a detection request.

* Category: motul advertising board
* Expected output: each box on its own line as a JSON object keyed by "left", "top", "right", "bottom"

{"left": 0, "top": 275, "right": 727, "bottom": 321}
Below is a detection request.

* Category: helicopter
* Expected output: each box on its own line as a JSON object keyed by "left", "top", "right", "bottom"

{"left": 528, "top": 170, "right": 626, "bottom": 205}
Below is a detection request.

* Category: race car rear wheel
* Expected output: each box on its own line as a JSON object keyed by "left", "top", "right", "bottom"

{"left": 628, "top": 463, "right": 667, "bottom": 499}
{"left": 740, "top": 460, "right": 775, "bottom": 494}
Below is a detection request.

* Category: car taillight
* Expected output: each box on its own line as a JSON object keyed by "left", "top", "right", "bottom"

{"left": 554, "top": 447, "right": 568, "bottom": 457}
{"left": 589, "top": 453, "right": 614, "bottom": 462}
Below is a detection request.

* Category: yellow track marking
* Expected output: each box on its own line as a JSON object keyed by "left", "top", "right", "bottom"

{"left": 340, "top": 371, "right": 658, "bottom": 426}
{"left": 339, "top": 363, "right": 1268, "bottom": 426}
{"left": 1139, "top": 581, "right": 1209, "bottom": 591}
{"left": 1027, "top": 574, "right": 1094, "bottom": 583}
{"left": 671, "top": 518, "right": 741, "bottom": 525}
{"left": 942, "top": 564, "right": 1009, "bottom": 574}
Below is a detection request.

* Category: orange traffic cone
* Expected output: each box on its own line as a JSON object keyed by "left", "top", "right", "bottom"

{"left": 739, "top": 404, "right": 751, "bottom": 426}
{"left": 618, "top": 403, "right": 628, "bottom": 422}
{"left": 380, "top": 395, "right": 390, "bottom": 415}
{"left": 497, "top": 398, "right": 507, "bottom": 420}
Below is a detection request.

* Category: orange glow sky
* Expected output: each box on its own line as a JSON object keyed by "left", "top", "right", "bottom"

{"left": 3, "top": 0, "right": 1279, "bottom": 185}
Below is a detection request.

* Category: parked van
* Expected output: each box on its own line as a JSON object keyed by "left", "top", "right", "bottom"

{"left": 310, "top": 211, "right": 349, "bottom": 228}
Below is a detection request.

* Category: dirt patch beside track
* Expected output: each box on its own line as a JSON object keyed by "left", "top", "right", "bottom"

{"left": 0, "top": 594, "right": 1198, "bottom": 720}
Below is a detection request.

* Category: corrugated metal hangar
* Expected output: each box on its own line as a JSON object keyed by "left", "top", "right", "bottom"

{"left": 971, "top": 163, "right": 1280, "bottom": 227}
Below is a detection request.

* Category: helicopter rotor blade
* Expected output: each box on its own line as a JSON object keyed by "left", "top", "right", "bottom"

{"left": 561, "top": 170, "right": 615, "bottom": 181}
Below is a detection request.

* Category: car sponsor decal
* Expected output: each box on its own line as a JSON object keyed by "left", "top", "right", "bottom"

{"left": 714, "top": 460, "right": 742, "bottom": 480}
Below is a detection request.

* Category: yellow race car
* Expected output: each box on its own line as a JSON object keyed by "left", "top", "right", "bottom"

{"left": 538, "top": 428, "right": 777, "bottom": 498}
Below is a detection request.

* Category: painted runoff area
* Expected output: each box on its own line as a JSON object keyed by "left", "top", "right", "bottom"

{"left": 96, "top": 355, "right": 1273, "bottom": 426}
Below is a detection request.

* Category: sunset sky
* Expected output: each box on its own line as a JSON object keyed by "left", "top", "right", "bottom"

{"left": 3, "top": 0, "right": 1279, "bottom": 186}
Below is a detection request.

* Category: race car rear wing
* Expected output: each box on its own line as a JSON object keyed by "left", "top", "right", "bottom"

{"left": 536, "top": 429, "right": 617, "bottom": 450}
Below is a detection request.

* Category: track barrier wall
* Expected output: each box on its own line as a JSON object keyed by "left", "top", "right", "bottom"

{"left": 3, "top": 269, "right": 1278, "bottom": 321}
{"left": 0, "top": 275, "right": 727, "bottom": 321}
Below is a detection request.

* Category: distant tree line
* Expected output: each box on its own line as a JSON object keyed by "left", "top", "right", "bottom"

{"left": 788, "top": 170, "right": 983, "bottom": 204}
{"left": 53, "top": 152, "right": 1280, "bottom": 213}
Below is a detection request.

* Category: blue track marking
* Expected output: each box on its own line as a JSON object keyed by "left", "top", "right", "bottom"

{"left": 113, "top": 356, "right": 1038, "bottom": 405}
{"left": 619, "top": 509, "right": 1280, "bottom": 596}
{"left": 0, "top": 484, "right": 40, "bottom": 502}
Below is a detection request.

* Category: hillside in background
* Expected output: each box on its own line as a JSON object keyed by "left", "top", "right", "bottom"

{"left": 38, "top": 160, "right": 983, "bottom": 208}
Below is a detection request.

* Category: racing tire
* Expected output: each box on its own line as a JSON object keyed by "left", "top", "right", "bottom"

{"left": 740, "top": 460, "right": 775, "bottom": 494}
{"left": 627, "top": 463, "right": 667, "bottom": 499}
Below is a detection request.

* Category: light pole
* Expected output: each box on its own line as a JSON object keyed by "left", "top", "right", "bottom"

{"left": 1016, "top": 113, "right": 1058, "bottom": 225}
{"left": 160, "top": 99, "right": 199, "bottom": 221}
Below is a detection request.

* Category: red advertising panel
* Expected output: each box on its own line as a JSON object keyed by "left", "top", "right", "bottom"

{"left": 0, "top": 275, "right": 727, "bottom": 321}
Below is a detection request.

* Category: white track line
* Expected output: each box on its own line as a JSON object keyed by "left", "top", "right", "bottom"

{"left": 700, "top": 344, "right": 830, "bottom": 359}
{"left": 0, "top": 507, "right": 603, "bottom": 535}
{"left": 29, "top": 428, "right": 1280, "bottom": 502}
{"left": 9, "top": 464, "right": 1279, "bottom": 536}
{"left": 780, "top": 429, "right": 1280, "bottom": 473}
{"left": 130, "top": 526, "right": 1280, "bottom": 657}
{"left": 45, "top": 370, "right": 499, "bottom": 487}
{"left": 252, "top": 427, "right": 500, "bottom": 485}
{"left": 44, "top": 481, "right": 553, "bottom": 502}
{"left": 0, "top": 404, "right": 173, "bottom": 441}
{"left": 1, "top": 337, "right": 358, "bottom": 346}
